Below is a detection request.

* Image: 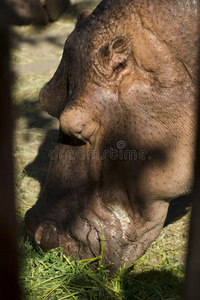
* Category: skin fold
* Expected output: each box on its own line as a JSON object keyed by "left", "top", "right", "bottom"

{"left": 25, "top": 0, "right": 199, "bottom": 272}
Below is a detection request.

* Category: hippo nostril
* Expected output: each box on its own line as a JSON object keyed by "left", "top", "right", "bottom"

{"left": 60, "top": 110, "right": 84, "bottom": 141}
{"left": 60, "top": 108, "right": 98, "bottom": 143}
{"left": 58, "top": 130, "right": 86, "bottom": 146}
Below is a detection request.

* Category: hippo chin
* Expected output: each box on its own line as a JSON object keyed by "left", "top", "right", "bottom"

{"left": 25, "top": 0, "right": 199, "bottom": 272}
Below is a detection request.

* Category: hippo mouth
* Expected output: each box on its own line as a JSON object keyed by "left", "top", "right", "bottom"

{"left": 25, "top": 198, "right": 168, "bottom": 272}
{"left": 25, "top": 134, "right": 169, "bottom": 272}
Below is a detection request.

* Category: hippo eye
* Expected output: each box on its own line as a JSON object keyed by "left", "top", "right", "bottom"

{"left": 113, "top": 62, "right": 126, "bottom": 71}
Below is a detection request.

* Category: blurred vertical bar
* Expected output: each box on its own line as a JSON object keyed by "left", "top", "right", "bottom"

{"left": 0, "top": 0, "right": 20, "bottom": 299}
{"left": 185, "top": 43, "right": 200, "bottom": 300}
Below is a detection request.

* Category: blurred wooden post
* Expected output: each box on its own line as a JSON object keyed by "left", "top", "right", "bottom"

{"left": 185, "top": 66, "right": 200, "bottom": 298}
{"left": 0, "top": 0, "right": 20, "bottom": 299}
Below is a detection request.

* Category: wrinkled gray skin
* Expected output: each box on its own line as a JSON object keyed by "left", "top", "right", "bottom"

{"left": 6, "top": 0, "right": 68, "bottom": 25}
{"left": 25, "top": 0, "right": 199, "bottom": 272}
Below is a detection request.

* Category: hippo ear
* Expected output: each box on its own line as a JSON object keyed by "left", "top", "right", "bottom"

{"left": 75, "top": 9, "right": 92, "bottom": 28}
{"left": 100, "top": 36, "right": 130, "bottom": 71}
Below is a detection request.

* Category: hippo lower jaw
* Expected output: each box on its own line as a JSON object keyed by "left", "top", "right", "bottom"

{"left": 25, "top": 196, "right": 169, "bottom": 272}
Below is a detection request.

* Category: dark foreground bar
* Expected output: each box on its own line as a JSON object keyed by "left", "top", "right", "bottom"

{"left": 0, "top": 0, "right": 20, "bottom": 299}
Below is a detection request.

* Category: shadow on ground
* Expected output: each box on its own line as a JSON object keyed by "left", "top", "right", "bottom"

{"left": 165, "top": 195, "right": 191, "bottom": 226}
{"left": 121, "top": 269, "right": 184, "bottom": 299}
{"left": 15, "top": 99, "right": 59, "bottom": 187}
{"left": 25, "top": 128, "right": 58, "bottom": 187}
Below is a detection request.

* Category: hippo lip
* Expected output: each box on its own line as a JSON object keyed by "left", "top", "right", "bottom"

{"left": 25, "top": 208, "right": 61, "bottom": 250}
{"left": 34, "top": 220, "right": 59, "bottom": 250}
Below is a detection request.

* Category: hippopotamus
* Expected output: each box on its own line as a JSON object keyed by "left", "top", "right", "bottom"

{"left": 6, "top": 0, "right": 69, "bottom": 25}
{"left": 25, "top": 0, "right": 199, "bottom": 272}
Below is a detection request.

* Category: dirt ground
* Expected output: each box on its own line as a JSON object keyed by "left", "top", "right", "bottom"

{"left": 13, "top": 0, "right": 192, "bottom": 275}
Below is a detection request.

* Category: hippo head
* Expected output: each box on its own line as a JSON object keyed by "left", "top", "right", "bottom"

{"left": 25, "top": 0, "right": 198, "bottom": 272}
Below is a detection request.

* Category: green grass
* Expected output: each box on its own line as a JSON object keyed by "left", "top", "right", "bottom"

{"left": 19, "top": 236, "right": 184, "bottom": 300}
{"left": 19, "top": 238, "right": 121, "bottom": 299}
